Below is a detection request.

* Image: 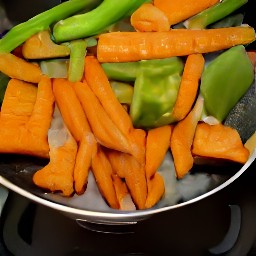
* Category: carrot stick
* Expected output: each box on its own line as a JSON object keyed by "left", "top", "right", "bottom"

{"left": 84, "top": 56, "right": 133, "bottom": 136}
{"left": 170, "top": 96, "right": 204, "bottom": 179}
{"left": 97, "top": 27, "right": 256, "bottom": 62}
{"left": 145, "top": 172, "right": 165, "bottom": 209}
{"left": 130, "top": 3, "right": 170, "bottom": 32}
{"left": 145, "top": 125, "right": 173, "bottom": 179}
{"left": 0, "top": 52, "right": 42, "bottom": 83}
{"left": 91, "top": 145, "right": 119, "bottom": 209}
{"left": 172, "top": 54, "right": 205, "bottom": 121}
{"left": 154, "top": 0, "right": 219, "bottom": 26}
{"left": 73, "top": 81, "right": 132, "bottom": 154}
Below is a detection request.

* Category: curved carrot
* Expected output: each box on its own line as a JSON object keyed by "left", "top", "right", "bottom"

{"left": 145, "top": 125, "right": 173, "bottom": 179}
{"left": 73, "top": 81, "right": 132, "bottom": 154}
{"left": 84, "top": 56, "right": 133, "bottom": 136}
{"left": 172, "top": 54, "right": 205, "bottom": 121}
{"left": 130, "top": 3, "right": 170, "bottom": 32}
{"left": 170, "top": 96, "right": 204, "bottom": 179}
{"left": 154, "top": 0, "right": 219, "bottom": 26}
{"left": 0, "top": 52, "right": 42, "bottom": 83}
{"left": 97, "top": 27, "right": 256, "bottom": 62}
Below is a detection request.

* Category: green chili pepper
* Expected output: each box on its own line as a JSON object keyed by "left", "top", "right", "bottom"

{"left": 53, "top": 0, "right": 148, "bottom": 42}
{"left": 130, "top": 58, "right": 184, "bottom": 129}
{"left": 184, "top": 0, "right": 248, "bottom": 29}
{"left": 0, "top": 0, "right": 102, "bottom": 53}
{"left": 200, "top": 45, "right": 254, "bottom": 122}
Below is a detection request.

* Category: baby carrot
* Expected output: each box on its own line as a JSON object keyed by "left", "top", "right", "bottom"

{"left": 97, "top": 27, "right": 256, "bottom": 62}
{"left": 0, "top": 52, "right": 42, "bottom": 83}
{"left": 84, "top": 56, "right": 133, "bottom": 136}
{"left": 154, "top": 0, "right": 219, "bottom": 25}
{"left": 130, "top": 3, "right": 170, "bottom": 32}
{"left": 172, "top": 54, "right": 205, "bottom": 121}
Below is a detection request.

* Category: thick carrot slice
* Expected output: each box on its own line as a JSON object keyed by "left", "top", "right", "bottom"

{"left": 154, "top": 0, "right": 219, "bottom": 25}
{"left": 97, "top": 27, "right": 256, "bottom": 62}
{"left": 172, "top": 54, "right": 205, "bottom": 121}
{"left": 170, "top": 96, "right": 204, "bottom": 179}
{"left": 192, "top": 123, "right": 249, "bottom": 164}
{"left": 91, "top": 145, "right": 119, "bottom": 209}
{"left": 73, "top": 81, "right": 132, "bottom": 154}
{"left": 0, "top": 52, "right": 42, "bottom": 83}
{"left": 145, "top": 125, "right": 173, "bottom": 179}
{"left": 130, "top": 3, "right": 170, "bottom": 32}
{"left": 84, "top": 56, "right": 133, "bottom": 136}
{"left": 145, "top": 172, "right": 165, "bottom": 209}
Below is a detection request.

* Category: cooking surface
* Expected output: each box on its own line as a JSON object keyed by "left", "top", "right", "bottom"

{"left": 0, "top": 160, "right": 255, "bottom": 256}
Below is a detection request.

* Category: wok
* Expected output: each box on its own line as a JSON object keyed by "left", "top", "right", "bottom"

{"left": 0, "top": 0, "right": 255, "bottom": 231}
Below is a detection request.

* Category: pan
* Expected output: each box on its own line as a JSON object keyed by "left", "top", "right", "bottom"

{"left": 0, "top": 0, "right": 255, "bottom": 230}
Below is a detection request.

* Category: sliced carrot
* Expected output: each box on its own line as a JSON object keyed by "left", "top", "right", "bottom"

{"left": 145, "top": 172, "right": 165, "bottom": 209}
{"left": 73, "top": 81, "right": 132, "bottom": 154}
{"left": 91, "top": 145, "right": 119, "bottom": 209}
{"left": 84, "top": 55, "right": 133, "bottom": 136}
{"left": 154, "top": 0, "right": 219, "bottom": 26}
{"left": 192, "top": 123, "right": 250, "bottom": 164}
{"left": 130, "top": 3, "right": 170, "bottom": 32}
{"left": 145, "top": 125, "right": 173, "bottom": 179}
{"left": 97, "top": 27, "right": 256, "bottom": 62}
{"left": 172, "top": 54, "right": 205, "bottom": 121}
{"left": 170, "top": 96, "right": 204, "bottom": 179}
{"left": 0, "top": 52, "right": 42, "bottom": 83}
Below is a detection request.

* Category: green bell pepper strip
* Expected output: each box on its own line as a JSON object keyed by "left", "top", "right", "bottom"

{"left": 200, "top": 45, "right": 254, "bottom": 122}
{"left": 0, "top": 0, "right": 102, "bottom": 53}
{"left": 0, "top": 72, "right": 10, "bottom": 104}
{"left": 209, "top": 13, "right": 244, "bottom": 28}
{"left": 130, "top": 57, "right": 184, "bottom": 129}
{"left": 110, "top": 81, "right": 134, "bottom": 105}
{"left": 53, "top": 0, "right": 149, "bottom": 43}
{"left": 184, "top": 0, "right": 248, "bottom": 29}
{"left": 40, "top": 59, "right": 69, "bottom": 78}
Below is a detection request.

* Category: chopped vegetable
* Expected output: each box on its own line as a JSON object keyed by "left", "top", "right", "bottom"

{"left": 110, "top": 81, "right": 134, "bottom": 105}
{"left": 97, "top": 27, "right": 256, "bottom": 62}
{"left": 209, "top": 13, "right": 244, "bottom": 28}
{"left": 0, "top": 72, "right": 10, "bottom": 104}
{"left": 53, "top": 0, "right": 148, "bottom": 42}
{"left": 200, "top": 45, "right": 254, "bottom": 122}
{"left": 172, "top": 54, "right": 205, "bottom": 121}
{"left": 154, "top": 0, "right": 219, "bottom": 26}
{"left": 245, "top": 132, "right": 256, "bottom": 156}
{"left": 184, "top": 0, "right": 248, "bottom": 29}
{"left": 192, "top": 123, "right": 250, "bottom": 164}
{"left": 40, "top": 59, "right": 69, "bottom": 78}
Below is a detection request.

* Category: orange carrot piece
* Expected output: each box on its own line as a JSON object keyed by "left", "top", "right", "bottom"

{"left": 172, "top": 54, "right": 205, "bottom": 121}
{"left": 0, "top": 52, "right": 42, "bottom": 83}
{"left": 145, "top": 125, "right": 173, "bottom": 179}
{"left": 145, "top": 172, "right": 165, "bottom": 209}
{"left": 170, "top": 96, "right": 204, "bottom": 179}
{"left": 130, "top": 3, "right": 170, "bottom": 32}
{"left": 84, "top": 56, "right": 133, "bottom": 136}
{"left": 73, "top": 81, "right": 132, "bottom": 154}
{"left": 91, "top": 145, "right": 119, "bottom": 209}
{"left": 154, "top": 0, "right": 219, "bottom": 25}
{"left": 97, "top": 27, "right": 256, "bottom": 62}
{"left": 192, "top": 123, "right": 250, "bottom": 164}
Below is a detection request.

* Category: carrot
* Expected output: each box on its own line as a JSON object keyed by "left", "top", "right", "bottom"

{"left": 154, "top": 0, "right": 219, "bottom": 26}
{"left": 145, "top": 172, "right": 165, "bottom": 209}
{"left": 130, "top": 3, "right": 170, "bottom": 32}
{"left": 22, "top": 29, "right": 70, "bottom": 59}
{"left": 172, "top": 54, "right": 205, "bottom": 121}
{"left": 170, "top": 96, "right": 204, "bottom": 179}
{"left": 52, "top": 78, "right": 96, "bottom": 194}
{"left": 73, "top": 81, "right": 132, "bottom": 154}
{"left": 33, "top": 128, "right": 77, "bottom": 197}
{"left": 145, "top": 125, "right": 173, "bottom": 179}
{"left": 84, "top": 56, "right": 133, "bottom": 136}
{"left": 0, "top": 52, "right": 42, "bottom": 83}
{"left": 192, "top": 123, "right": 250, "bottom": 164}
{"left": 97, "top": 27, "right": 256, "bottom": 62}
{"left": 91, "top": 145, "right": 119, "bottom": 209}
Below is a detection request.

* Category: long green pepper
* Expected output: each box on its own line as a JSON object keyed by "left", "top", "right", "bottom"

{"left": 0, "top": 0, "right": 102, "bottom": 53}
{"left": 53, "top": 0, "right": 149, "bottom": 42}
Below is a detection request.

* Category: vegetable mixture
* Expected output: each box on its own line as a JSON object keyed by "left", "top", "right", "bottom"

{"left": 0, "top": 0, "right": 255, "bottom": 210}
